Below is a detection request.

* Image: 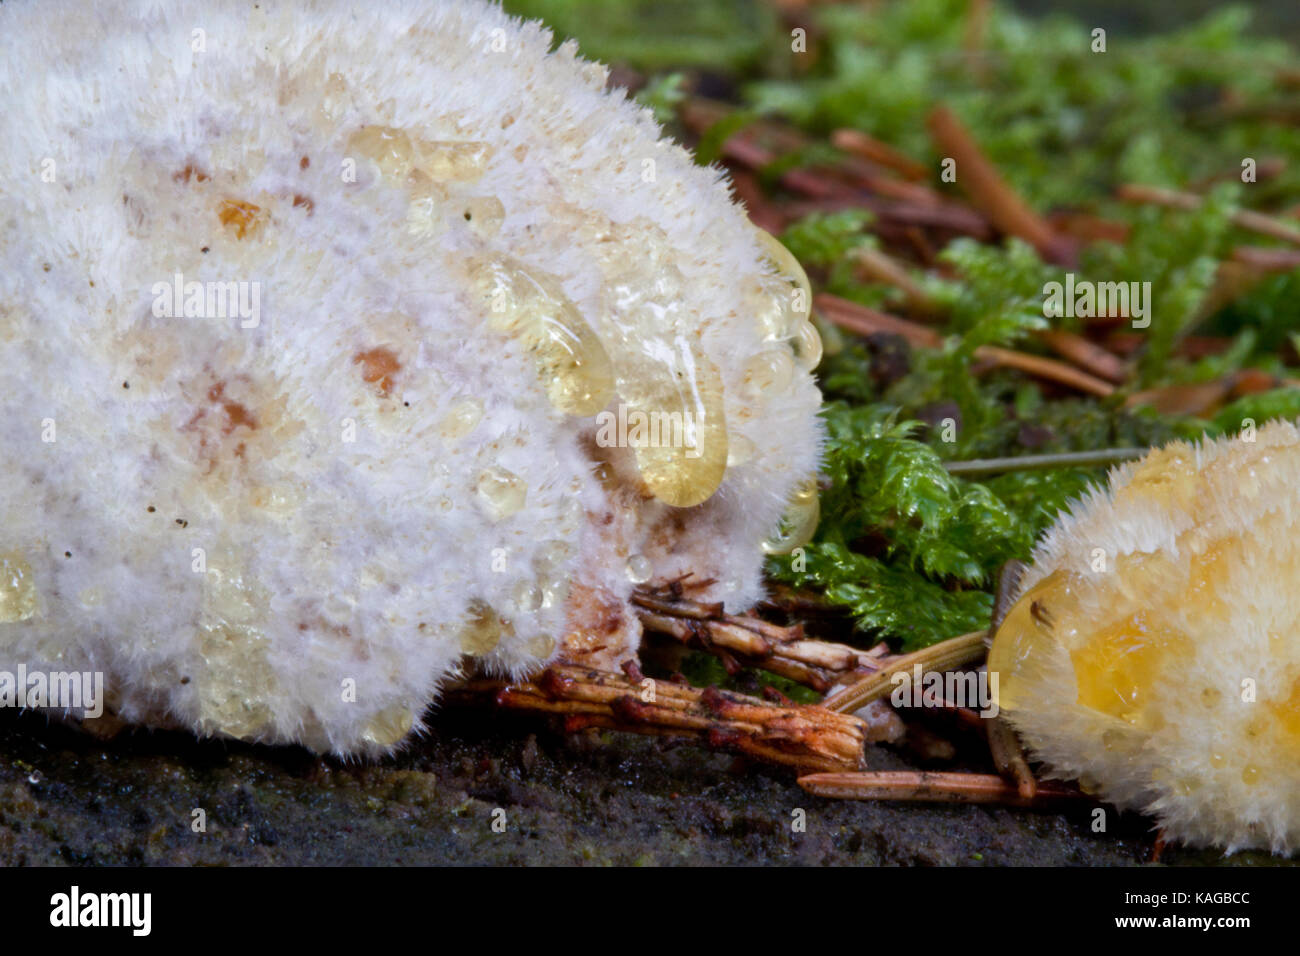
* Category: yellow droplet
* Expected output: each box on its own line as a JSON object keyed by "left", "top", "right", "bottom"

{"left": 761, "top": 477, "right": 820, "bottom": 555}
{"left": 625, "top": 554, "right": 653, "bottom": 585}
{"left": 616, "top": 330, "right": 729, "bottom": 508}
{"left": 361, "top": 705, "right": 415, "bottom": 749}
{"left": 346, "top": 125, "right": 416, "bottom": 180}
{"left": 1070, "top": 611, "right": 1189, "bottom": 730}
{"left": 0, "top": 552, "right": 37, "bottom": 623}
{"left": 582, "top": 219, "right": 728, "bottom": 507}
{"left": 474, "top": 466, "right": 527, "bottom": 521}
{"left": 1242, "top": 765, "right": 1260, "bottom": 786}
{"left": 417, "top": 141, "right": 493, "bottom": 182}
{"left": 1210, "top": 751, "right": 1226, "bottom": 768}
{"left": 986, "top": 570, "right": 1080, "bottom": 713}
{"left": 526, "top": 634, "right": 556, "bottom": 659}
{"left": 440, "top": 398, "right": 483, "bottom": 441}
{"left": 467, "top": 255, "right": 615, "bottom": 416}
{"left": 459, "top": 600, "right": 506, "bottom": 656}
{"left": 743, "top": 349, "right": 794, "bottom": 398}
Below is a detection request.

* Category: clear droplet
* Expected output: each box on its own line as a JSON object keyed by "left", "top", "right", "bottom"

{"left": 761, "top": 477, "right": 821, "bottom": 555}
{"left": 510, "top": 581, "right": 544, "bottom": 614}
{"left": 405, "top": 169, "right": 447, "bottom": 237}
{"left": 743, "top": 349, "right": 795, "bottom": 398}
{"left": 792, "top": 319, "right": 823, "bottom": 371}
{"left": 440, "top": 398, "right": 483, "bottom": 441}
{"left": 753, "top": 228, "right": 812, "bottom": 325}
{"left": 625, "top": 554, "right": 653, "bottom": 584}
{"left": 0, "top": 552, "right": 37, "bottom": 623}
{"left": 474, "top": 466, "right": 527, "bottom": 521}
{"left": 467, "top": 255, "right": 615, "bottom": 417}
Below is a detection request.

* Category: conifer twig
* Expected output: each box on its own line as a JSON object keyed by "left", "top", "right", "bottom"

{"left": 798, "top": 771, "right": 1088, "bottom": 806}
{"left": 943, "top": 447, "right": 1146, "bottom": 477}
{"left": 1117, "top": 183, "right": 1300, "bottom": 246}
{"left": 822, "top": 631, "right": 986, "bottom": 714}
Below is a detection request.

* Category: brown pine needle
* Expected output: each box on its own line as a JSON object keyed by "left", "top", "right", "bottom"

{"left": 822, "top": 631, "right": 986, "bottom": 714}
{"left": 633, "top": 588, "right": 886, "bottom": 693}
{"left": 926, "top": 105, "right": 1075, "bottom": 264}
{"left": 815, "top": 294, "right": 1116, "bottom": 397}
{"left": 1038, "top": 329, "right": 1127, "bottom": 384}
{"left": 1117, "top": 183, "right": 1300, "bottom": 246}
{"left": 454, "top": 664, "right": 869, "bottom": 774}
{"left": 977, "top": 345, "right": 1115, "bottom": 397}
{"left": 830, "top": 127, "right": 930, "bottom": 181}
{"left": 798, "top": 771, "right": 1089, "bottom": 807}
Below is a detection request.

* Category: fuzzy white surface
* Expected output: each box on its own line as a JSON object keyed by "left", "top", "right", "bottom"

{"left": 0, "top": 0, "right": 823, "bottom": 755}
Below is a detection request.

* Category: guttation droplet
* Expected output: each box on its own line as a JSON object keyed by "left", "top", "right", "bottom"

{"left": 419, "top": 141, "right": 493, "bottom": 182}
{"left": 743, "top": 349, "right": 794, "bottom": 399}
{"left": 346, "top": 126, "right": 417, "bottom": 180}
{"left": 361, "top": 705, "right": 415, "bottom": 749}
{"left": 594, "top": 230, "right": 728, "bottom": 508}
{"left": 459, "top": 599, "right": 509, "bottom": 656}
{"left": 474, "top": 466, "right": 527, "bottom": 521}
{"left": 761, "top": 477, "right": 821, "bottom": 555}
{"left": 440, "top": 398, "right": 483, "bottom": 441}
{"left": 467, "top": 255, "right": 615, "bottom": 417}
{"left": 0, "top": 552, "right": 37, "bottom": 623}
{"left": 625, "top": 554, "right": 653, "bottom": 585}
{"left": 752, "top": 227, "right": 822, "bottom": 371}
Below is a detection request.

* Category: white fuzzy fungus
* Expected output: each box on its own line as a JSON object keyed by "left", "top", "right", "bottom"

{"left": 0, "top": 0, "right": 824, "bottom": 755}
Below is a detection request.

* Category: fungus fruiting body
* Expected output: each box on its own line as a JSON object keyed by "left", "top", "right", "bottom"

{"left": 0, "top": 0, "right": 823, "bottom": 755}
{"left": 989, "top": 420, "right": 1300, "bottom": 853}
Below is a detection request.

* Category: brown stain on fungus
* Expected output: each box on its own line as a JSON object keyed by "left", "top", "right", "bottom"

{"left": 217, "top": 198, "right": 265, "bottom": 239}
{"left": 173, "top": 164, "right": 211, "bottom": 184}
{"left": 354, "top": 347, "right": 402, "bottom": 397}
